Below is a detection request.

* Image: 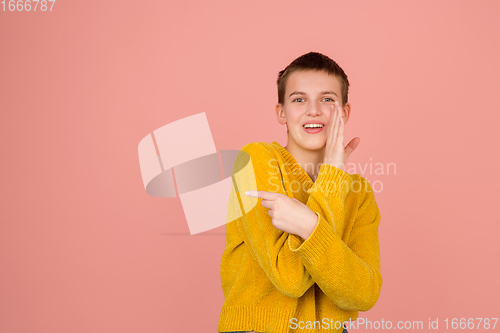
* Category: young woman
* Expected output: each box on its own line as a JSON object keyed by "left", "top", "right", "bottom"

{"left": 218, "top": 52, "right": 383, "bottom": 333}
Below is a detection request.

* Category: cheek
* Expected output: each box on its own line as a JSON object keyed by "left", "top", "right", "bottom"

{"left": 326, "top": 110, "right": 336, "bottom": 123}
{"left": 287, "top": 105, "right": 304, "bottom": 113}
{"left": 285, "top": 108, "right": 303, "bottom": 122}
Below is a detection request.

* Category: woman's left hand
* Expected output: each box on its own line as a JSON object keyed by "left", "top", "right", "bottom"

{"left": 245, "top": 190, "right": 318, "bottom": 240}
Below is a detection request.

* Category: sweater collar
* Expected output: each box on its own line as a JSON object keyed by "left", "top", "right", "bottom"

{"left": 271, "top": 141, "right": 314, "bottom": 185}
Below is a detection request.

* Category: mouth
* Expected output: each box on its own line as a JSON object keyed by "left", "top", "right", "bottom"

{"left": 302, "top": 124, "right": 325, "bottom": 134}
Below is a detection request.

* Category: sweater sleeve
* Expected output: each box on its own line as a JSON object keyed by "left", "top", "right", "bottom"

{"left": 288, "top": 170, "right": 383, "bottom": 311}
{"left": 231, "top": 143, "right": 315, "bottom": 298}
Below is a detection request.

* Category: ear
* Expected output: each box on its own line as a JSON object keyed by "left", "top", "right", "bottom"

{"left": 341, "top": 102, "right": 351, "bottom": 124}
{"left": 275, "top": 103, "right": 286, "bottom": 125}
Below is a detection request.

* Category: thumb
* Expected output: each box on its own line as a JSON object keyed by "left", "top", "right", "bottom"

{"left": 344, "top": 137, "right": 360, "bottom": 158}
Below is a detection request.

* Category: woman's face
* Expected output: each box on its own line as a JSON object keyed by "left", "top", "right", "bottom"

{"left": 277, "top": 69, "right": 348, "bottom": 151}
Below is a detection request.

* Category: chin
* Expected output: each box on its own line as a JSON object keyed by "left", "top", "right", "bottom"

{"left": 299, "top": 137, "right": 326, "bottom": 150}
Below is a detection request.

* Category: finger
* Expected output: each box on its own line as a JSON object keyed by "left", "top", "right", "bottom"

{"left": 244, "top": 190, "right": 279, "bottom": 200}
{"left": 260, "top": 199, "right": 273, "bottom": 210}
{"left": 331, "top": 105, "right": 340, "bottom": 148}
{"left": 344, "top": 137, "right": 360, "bottom": 158}
{"left": 326, "top": 102, "right": 338, "bottom": 147}
{"left": 336, "top": 109, "right": 345, "bottom": 150}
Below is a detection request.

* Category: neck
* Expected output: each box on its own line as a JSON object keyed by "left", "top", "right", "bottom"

{"left": 284, "top": 139, "right": 325, "bottom": 182}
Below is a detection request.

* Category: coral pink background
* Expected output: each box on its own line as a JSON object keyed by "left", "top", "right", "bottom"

{"left": 1, "top": 1, "right": 499, "bottom": 332}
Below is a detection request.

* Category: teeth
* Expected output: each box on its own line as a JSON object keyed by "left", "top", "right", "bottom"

{"left": 303, "top": 124, "right": 324, "bottom": 128}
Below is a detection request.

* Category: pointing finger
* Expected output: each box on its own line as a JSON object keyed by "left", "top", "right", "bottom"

{"left": 244, "top": 190, "right": 279, "bottom": 200}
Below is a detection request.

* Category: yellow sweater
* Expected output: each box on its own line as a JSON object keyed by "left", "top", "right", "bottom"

{"left": 218, "top": 141, "right": 383, "bottom": 333}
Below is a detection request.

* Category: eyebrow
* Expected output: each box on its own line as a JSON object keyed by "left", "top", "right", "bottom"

{"left": 289, "top": 91, "right": 339, "bottom": 98}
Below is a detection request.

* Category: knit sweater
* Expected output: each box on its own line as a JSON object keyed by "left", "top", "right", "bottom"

{"left": 218, "top": 141, "right": 383, "bottom": 333}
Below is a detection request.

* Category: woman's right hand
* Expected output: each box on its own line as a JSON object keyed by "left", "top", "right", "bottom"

{"left": 323, "top": 101, "right": 360, "bottom": 171}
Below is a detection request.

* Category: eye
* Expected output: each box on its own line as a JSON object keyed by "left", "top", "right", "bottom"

{"left": 323, "top": 97, "right": 335, "bottom": 102}
{"left": 293, "top": 98, "right": 304, "bottom": 102}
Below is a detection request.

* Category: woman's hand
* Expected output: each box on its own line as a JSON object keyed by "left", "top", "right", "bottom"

{"left": 324, "top": 101, "right": 360, "bottom": 171}
{"left": 245, "top": 190, "right": 318, "bottom": 240}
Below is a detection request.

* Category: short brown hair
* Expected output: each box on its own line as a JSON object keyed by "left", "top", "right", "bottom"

{"left": 277, "top": 52, "right": 350, "bottom": 107}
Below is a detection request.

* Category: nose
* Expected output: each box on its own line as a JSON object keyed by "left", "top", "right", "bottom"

{"left": 306, "top": 100, "right": 323, "bottom": 116}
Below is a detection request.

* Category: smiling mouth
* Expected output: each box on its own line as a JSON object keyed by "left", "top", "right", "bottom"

{"left": 303, "top": 124, "right": 325, "bottom": 128}
{"left": 302, "top": 125, "right": 325, "bottom": 134}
